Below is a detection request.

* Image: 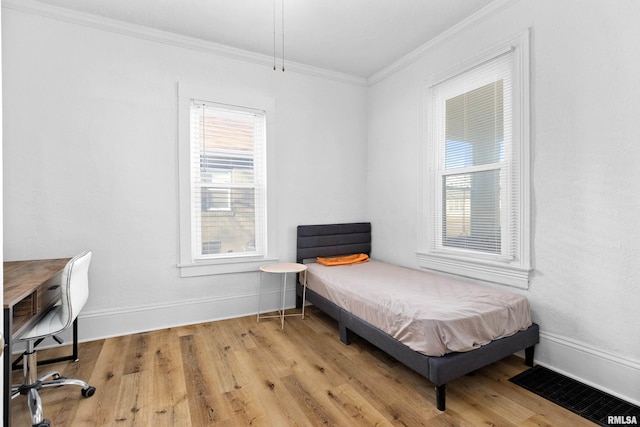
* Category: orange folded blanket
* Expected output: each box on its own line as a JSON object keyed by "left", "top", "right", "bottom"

{"left": 317, "top": 253, "right": 369, "bottom": 266}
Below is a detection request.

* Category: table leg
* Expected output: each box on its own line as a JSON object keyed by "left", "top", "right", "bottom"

{"left": 280, "top": 273, "right": 287, "bottom": 329}
{"left": 72, "top": 318, "right": 79, "bottom": 361}
{"left": 301, "top": 270, "right": 307, "bottom": 319}
{"left": 4, "top": 307, "right": 13, "bottom": 427}
{"left": 257, "top": 271, "right": 262, "bottom": 322}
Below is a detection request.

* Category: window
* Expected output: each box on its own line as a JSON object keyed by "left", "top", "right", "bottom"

{"left": 418, "top": 31, "right": 531, "bottom": 288}
{"left": 178, "top": 84, "right": 277, "bottom": 277}
{"left": 191, "top": 101, "right": 265, "bottom": 258}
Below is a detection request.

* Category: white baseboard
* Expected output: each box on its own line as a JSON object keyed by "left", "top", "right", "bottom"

{"left": 79, "top": 288, "right": 299, "bottom": 342}
{"left": 535, "top": 330, "right": 640, "bottom": 407}
{"left": 10, "top": 288, "right": 299, "bottom": 356}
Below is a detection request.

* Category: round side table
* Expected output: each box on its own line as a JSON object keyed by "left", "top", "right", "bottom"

{"left": 257, "top": 262, "right": 307, "bottom": 329}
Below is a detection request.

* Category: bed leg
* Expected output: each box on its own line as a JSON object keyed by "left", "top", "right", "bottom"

{"left": 295, "top": 276, "right": 303, "bottom": 309}
{"left": 436, "top": 384, "right": 446, "bottom": 411}
{"left": 339, "top": 323, "right": 350, "bottom": 345}
{"left": 525, "top": 345, "right": 535, "bottom": 367}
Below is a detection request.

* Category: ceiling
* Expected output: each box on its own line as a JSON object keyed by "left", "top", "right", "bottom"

{"left": 30, "top": 0, "right": 494, "bottom": 78}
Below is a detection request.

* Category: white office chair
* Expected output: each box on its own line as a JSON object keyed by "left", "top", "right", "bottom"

{"left": 11, "top": 250, "right": 96, "bottom": 427}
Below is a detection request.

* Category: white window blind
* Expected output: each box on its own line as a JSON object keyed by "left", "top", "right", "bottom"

{"left": 190, "top": 101, "right": 266, "bottom": 260}
{"left": 431, "top": 51, "right": 514, "bottom": 258}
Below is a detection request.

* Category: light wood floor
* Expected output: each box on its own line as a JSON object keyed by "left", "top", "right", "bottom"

{"left": 10, "top": 306, "right": 595, "bottom": 426}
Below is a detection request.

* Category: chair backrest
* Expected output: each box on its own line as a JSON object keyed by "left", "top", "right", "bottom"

{"left": 60, "top": 250, "right": 92, "bottom": 330}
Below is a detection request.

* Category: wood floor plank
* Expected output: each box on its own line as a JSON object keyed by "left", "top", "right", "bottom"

{"left": 423, "top": 410, "right": 479, "bottom": 427}
{"left": 199, "top": 322, "right": 248, "bottom": 394}
{"left": 324, "top": 383, "right": 394, "bottom": 427}
{"left": 264, "top": 320, "right": 348, "bottom": 390}
{"left": 112, "top": 331, "right": 169, "bottom": 426}
{"left": 9, "top": 307, "right": 600, "bottom": 426}
{"left": 280, "top": 373, "right": 341, "bottom": 426}
{"left": 146, "top": 328, "right": 191, "bottom": 426}
{"left": 232, "top": 347, "right": 311, "bottom": 426}
{"left": 218, "top": 315, "right": 259, "bottom": 351}
{"left": 180, "top": 333, "right": 229, "bottom": 425}
{"left": 112, "top": 370, "right": 153, "bottom": 426}
{"left": 454, "top": 370, "right": 536, "bottom": 424}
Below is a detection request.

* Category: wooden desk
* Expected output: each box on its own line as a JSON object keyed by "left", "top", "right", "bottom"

{"left": 3, "top": 258, "right": 75, "bottom": 427}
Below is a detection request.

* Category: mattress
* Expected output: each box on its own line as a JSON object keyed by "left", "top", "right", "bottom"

{"left": 304, "top": 260, "right": 532, "bottom": 356}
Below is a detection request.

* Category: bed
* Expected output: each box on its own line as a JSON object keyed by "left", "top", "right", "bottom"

{"left": 295, "top": 222, "right": 539, "bottom": 411}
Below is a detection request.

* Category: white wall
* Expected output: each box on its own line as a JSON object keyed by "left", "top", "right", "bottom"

{"left": 368, "top": 0, "right": 640, "bottom": 405}
{"left": 2, "top": 7, "right": 367, "bottom": 338}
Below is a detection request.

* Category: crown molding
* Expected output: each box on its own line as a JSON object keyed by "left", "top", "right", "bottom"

{"left": 2, "top": 0, "right": 368, "bottom": 87}
{"left": 367, "top": 0, "right": 519, "bottom": 86}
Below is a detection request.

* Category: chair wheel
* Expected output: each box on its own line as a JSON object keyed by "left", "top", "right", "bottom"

{"left": 34, "top": 419, "right": 51, "bottom": 427}
{"left": 82, "top": 386, "right": 96, "bottom": 398}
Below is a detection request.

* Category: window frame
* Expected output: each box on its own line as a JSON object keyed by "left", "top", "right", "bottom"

{"left": 177, "top": 83, "right": 278, "bottom": 277}
{"left": 417, "top": 30, "right": 531, "bottom": 289}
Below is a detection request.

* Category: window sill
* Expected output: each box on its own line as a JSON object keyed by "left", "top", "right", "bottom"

{"left": 415, "top": 251, "right": 531, "bottom": 289}
{"left": 178, "top": 256, "right": 279, "bottom": 278}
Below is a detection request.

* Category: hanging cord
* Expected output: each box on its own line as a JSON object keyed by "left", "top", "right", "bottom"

{"left": 272, "top": 0, "right": 285, "bottom": 72}
{"left": 200, "top": 104, "right": 206, "bottom": 173}
{"left": 273, "top": 0, "right": 276, "bottom": 70}
{"left": 281, "top": 0, "right": 285, "bottom": 71}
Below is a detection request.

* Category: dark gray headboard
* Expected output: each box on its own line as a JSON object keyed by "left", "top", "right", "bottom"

{"left": 296, "top": 222, "right": 371, "bottom": 263}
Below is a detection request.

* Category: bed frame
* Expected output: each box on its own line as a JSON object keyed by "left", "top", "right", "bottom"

{"left": 295, "top": 222, "right": 539, "bottom": 411}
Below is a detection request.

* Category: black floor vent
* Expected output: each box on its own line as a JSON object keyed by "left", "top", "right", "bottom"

{"left": 510, "top": 365, "right": 639, "bottom": 426}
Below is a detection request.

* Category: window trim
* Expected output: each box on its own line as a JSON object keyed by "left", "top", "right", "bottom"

{"left": 177, "top": 83, "right": 278, "bottom": 277}
{"left": 417, "top": 30, "right": 531, "bottom": 289}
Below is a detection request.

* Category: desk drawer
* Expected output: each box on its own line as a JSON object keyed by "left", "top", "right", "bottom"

{"left": 13, "top": 295, "right": 36, "bottom": 317}
{"left": 13, "top": 272, "right": 62, "bottom": 317}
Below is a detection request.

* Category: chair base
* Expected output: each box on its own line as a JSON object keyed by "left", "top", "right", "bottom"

{"left": 11, "top": 358, "right": 95, "bottom": 426}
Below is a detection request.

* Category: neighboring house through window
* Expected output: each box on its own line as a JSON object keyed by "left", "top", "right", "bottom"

{"left": 418, "top": 30, "right": 531, "bottom": 288}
